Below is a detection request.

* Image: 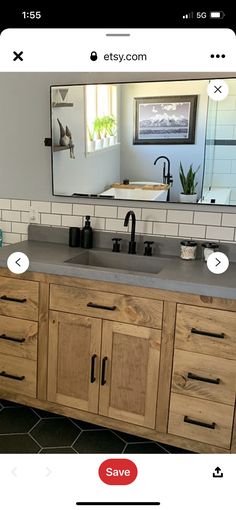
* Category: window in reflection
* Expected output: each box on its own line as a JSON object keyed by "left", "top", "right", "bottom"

{"left": 86, "top": 85, "right": 118, "bottom": 153}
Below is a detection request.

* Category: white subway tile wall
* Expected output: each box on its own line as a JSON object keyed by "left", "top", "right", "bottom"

{"left": 40, "top": 213, "right": 61, "bottom": 226}
{"left": 194, "top": 211, "right": 221, "bottom": 226}
{"left": 73, "top": 204, "right": 95, "bottom": 216}
{"left": 0, "top": 199, "right": 236, "bottom": 245}
{"left": 167, "top": 210, "right": 193, "bottom": 224}
{"left": 52, "top": 203, "right": 73, "bottom": 215}
{"left": 118, "top": 207, "right": 142, "bottom": 220}
{"left": 61, "top": 215, "right": 83, "bottom": 227}
{"left": 2, "top": 210, "right": 21, "bottom": 222}
{"left": 179, "top": 224, "right": 206, "bottom": 239}
{"left": 141, "top": 209, "right": 167, "bottom": 222}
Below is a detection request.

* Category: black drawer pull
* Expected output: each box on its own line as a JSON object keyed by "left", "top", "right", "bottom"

{"left": 0, "top": 333, "right": 26, "bottom": 344}
{"left": 0, "top": 371, "right": 25, "bottom": 381}
{"left": 87, "top": 302, "right": 116, "bottom": 311}
{"left": 101, "top": 356, "right": 108, "bottom": 386}
{"left": 184, "top": 415, "right": 216, "bottom": 429}
{"left": 191, "top": 327, "right": 224, "bottom": 339}
{"left": 187, "top": 372, "right": 220, "bottom": 385}
{"left": 90, "top": 354, "right": 97, "bottom": 383}
{"left": 0, "top": 295, "right": 27, "bottom": 304}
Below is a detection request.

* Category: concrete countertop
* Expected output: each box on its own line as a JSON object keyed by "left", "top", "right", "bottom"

{"left": 0, "top": 239, "right": 236, "bottom": 300}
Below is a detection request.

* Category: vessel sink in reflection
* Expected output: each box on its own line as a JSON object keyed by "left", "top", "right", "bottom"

{"left": 65, "top": 250, "right": 167, "bottom": 274}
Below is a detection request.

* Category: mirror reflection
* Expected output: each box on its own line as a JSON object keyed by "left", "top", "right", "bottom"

{"left": 51, "top": 78, "right": 236, "bottom": 205}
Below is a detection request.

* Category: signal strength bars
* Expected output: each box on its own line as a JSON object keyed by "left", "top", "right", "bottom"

{"left": 183, "top": 12, "right": 194, "bottom": 19}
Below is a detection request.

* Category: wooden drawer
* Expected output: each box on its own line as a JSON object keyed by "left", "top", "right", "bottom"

{"left": 0, "top": 277, "right": 39, "bottom": 321}
{"left": 50, "top": 284, "right": 163, "bottom": 328}
{"left": 168, "top": 393, "right": 234, "bottom": 449}
{"left": 175, "top": 304, "right": 236, "bottom": 359}
{"left": 0, "top": 353, "right": 36, "bottom": 397}
{"left": 172, "top": 349, "right": 236, "bottom": 405}
{"left": 0, "top": 315, "right": 37, "bottom": 360}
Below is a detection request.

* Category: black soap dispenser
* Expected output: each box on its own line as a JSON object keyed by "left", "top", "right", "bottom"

{"left": 81, "top": 215, "right": 93, "bottom": 248}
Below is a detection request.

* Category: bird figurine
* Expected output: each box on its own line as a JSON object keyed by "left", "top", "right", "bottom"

{"left": 66, "top": 125, "right": 75, "bottom": 159}
{"left": 57, "top": 119, "right": 75, "bottom": 159}
{"left": 57, "top": 118, "right": 70, "bottom": 147}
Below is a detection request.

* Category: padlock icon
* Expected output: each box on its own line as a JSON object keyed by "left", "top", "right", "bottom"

{"left": 90, "top": 51, "right": 98, "bottom": 61}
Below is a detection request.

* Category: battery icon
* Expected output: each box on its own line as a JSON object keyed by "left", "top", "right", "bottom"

{"left": 210, "top": 11, "right": 225, "bottom": 18}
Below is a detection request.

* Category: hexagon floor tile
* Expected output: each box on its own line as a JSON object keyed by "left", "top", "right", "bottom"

{"left": 30, "top": 418, "right": 80, "bottom": 447}
{"left": 40, "top": 447, "right": 77, "bottom": 454}
{"left": 0, "top": 434, "right": 40, "bottom": 453}
{"left": 0, "top": 407, "right": 39, "bottom": 434}
{"left": 73, "top": 430, "right": 125, "bottom": 453}
{"left": 123, "top": 442, "right": 169, "bottom": 454}
{"left": 0, "top": 401, "right": 192, "bottom": 453}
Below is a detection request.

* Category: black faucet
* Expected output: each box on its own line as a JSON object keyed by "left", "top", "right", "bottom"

{"left": 154, "top": 155, "right": 173, "bottom": 201}
{"left": 124, "top": 210, "right": 136, "bottom": 254}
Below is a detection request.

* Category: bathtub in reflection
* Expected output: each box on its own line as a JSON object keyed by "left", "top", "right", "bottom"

{"left": 99, "top": 187, "right": 168, "bottom": 201}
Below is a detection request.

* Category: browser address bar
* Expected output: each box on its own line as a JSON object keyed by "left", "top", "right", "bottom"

{"left": 0, "top": 28, "right": 235, "bottom": 71}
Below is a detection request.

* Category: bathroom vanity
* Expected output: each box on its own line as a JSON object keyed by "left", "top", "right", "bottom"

{"left": 0, "top": 235, "right": 236, "bottom": 454}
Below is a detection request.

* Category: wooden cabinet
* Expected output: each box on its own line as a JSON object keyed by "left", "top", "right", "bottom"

{"left": 47, "top": 309, "right": 161, "bottom": 428}
{"left": 50, "top": 283, "right": 163, "bottom": 328}
{"left": 168, "top": 393, "right": 234, "bottom": 449}
{"left": 0, "top": 276, "right": 39, "bottom": 398}
{"left": 99, "top": 321, "right": 161, "bottom": 428}
{"left": 0, "top": 315, "right": 38, "bottom": 360}
{"left": 2, "top": 268, "right": 236, "bottom": 453}
{"left": 47, "top": 311, "right": 101, "bottom": 413}
{"left": 0, "top": 276, "right": 39, "bottom": 321}
{"left": 175, "top": 304, "right": 236, "bottom": 359}
{"left": 168, "top": 303, "right": 236, "bottom": 449}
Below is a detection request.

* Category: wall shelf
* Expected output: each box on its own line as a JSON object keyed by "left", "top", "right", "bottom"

{"left": 53, "top": 146, "right": 70, "bottom": 152}
{"left": 52, "top": 102, "right": 74, "bottom": 107}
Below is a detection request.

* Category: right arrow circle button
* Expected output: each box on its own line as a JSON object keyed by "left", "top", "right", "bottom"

{"left": 207, "top": 251, "right": 229, "bottom": 274}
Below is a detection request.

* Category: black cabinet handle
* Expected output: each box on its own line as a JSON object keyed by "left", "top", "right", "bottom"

{"left": 0, "top": 371, "right": 25, "bottom": 381}
{"left": 90, "top": 354, "right": 97, "bottom": 383}
{"left": 0, "top": 295, "right": 27, "bottom": 304}
{"left": 0, "top": 334, "right": 26, "bottom": 344}
{"left": 187, "top": 372, "right": 220, "bottom": 385}
{"left": 191, "top": 327, "right": 224, "bottom": 339}
{"left": 184, "top": 415, "right": 216, "bottom": 429}
{"left": 101, "top": 356, "right": 108, "bottom": 386}
{"left": 87, "top": 302, "right": 116, "bottom": 311}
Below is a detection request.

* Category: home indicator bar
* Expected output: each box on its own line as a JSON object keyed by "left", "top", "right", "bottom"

{"left": 76, "top": 503, "right": 161, "bottom": 507}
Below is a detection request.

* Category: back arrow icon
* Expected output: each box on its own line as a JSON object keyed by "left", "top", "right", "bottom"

{"left": 15, "top": 258, "right": 21, "bottom": 267}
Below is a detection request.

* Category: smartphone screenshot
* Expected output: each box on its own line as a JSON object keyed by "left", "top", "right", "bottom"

{"left": 0, "top": 7, "right": 236, "bottom": 509}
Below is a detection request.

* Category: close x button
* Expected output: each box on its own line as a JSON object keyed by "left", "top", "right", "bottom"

{"left": 13, "top": 51, "right": 24, "bottom": 61}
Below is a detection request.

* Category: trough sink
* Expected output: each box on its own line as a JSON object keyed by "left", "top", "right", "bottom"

{"left": 65, "top": 249, "right": 168, "bottom": 275}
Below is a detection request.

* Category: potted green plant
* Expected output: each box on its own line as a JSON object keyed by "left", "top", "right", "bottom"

{"left": 103, "top": 115, "right": 117, "bottom": 145}
{"left": 179, "top": 162, "right": 200, "bottom": 203}
{"left": 87, "top": 126, "right": 95, "bottom": 152}
{"left": 93, "top": 117, "right": 104, "bottom": 150}
{"left": 101, "top": 116, "right": 110, "bottom": 148}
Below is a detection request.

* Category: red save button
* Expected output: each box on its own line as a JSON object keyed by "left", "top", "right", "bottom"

{"left": 99, "top": 459, "right": 138, "bottom": 485}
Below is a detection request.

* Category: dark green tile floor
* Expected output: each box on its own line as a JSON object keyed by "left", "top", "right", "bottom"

{"left": 0, "top": 399, "right": 192, "bottom": 454}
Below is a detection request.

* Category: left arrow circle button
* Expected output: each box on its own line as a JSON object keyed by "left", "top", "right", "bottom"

{"left": 7, "top": 252, "right": 29, "bottom": 274}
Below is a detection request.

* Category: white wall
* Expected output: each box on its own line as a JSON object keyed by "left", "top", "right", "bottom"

{"left": 120, "top": 80, "right": 209, "bottom": 201}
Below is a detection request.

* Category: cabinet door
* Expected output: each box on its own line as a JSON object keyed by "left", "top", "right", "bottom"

{"left": 47, "top": 311, "right": 102, "bottom": 413}
{"left": 99, "top": 321, "right": 161, "bottom": 428}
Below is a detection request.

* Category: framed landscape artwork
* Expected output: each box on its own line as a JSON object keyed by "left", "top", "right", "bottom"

{"left": 133, "top": 95, "right": 198, "bottom": 144}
